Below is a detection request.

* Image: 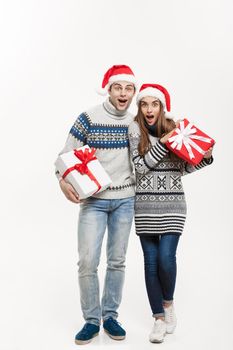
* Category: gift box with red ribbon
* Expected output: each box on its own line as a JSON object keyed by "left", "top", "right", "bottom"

{"left": 55, "top": 145, "right": 112, "bottom": 199}
{"left": 165, "top": 118, "right": 215, "bottom": 165}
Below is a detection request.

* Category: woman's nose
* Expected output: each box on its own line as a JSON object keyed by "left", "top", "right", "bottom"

{"left": 147, "top": 106, "right": 152, "bottom": 113}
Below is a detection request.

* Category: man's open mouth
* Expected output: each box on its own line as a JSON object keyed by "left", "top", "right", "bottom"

{"left": 118, "top": 99, "right": 127, "bottom": 104}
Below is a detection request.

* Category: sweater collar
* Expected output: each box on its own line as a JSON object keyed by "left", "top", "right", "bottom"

{"left": 103, "top": 98, "right": 128, "bottom": 119}
{"left": 144, "top": 120, "right": 157, "bottom": 136}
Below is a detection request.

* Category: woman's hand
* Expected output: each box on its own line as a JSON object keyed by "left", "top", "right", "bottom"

{"left": 59, "top": 179, "right": 82, "bottom": 203}
{"left": 203, "top": 147, "right": 213, "bottom": 159}
{"left": 160, "top": 129, "right": 176, "bottom": 144}
{"left": 160, "top": 120, "right": 181, "bottom": 144}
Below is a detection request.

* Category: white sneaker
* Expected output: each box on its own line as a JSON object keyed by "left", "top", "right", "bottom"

{"left": 149, "top": 319, "right": 166, "bottom": 343}
{"left": 164, "top": 304, "right": 177, "bottom": 334}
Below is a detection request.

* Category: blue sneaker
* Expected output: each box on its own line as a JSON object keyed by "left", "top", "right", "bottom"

{"left": 103, "top": 317, "right": 126, "bottom": 340}
{"left": 75, "top": 323, "right": 100, "bottom": 345}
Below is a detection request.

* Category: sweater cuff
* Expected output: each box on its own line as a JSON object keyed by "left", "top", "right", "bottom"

{"left": 202, "top": 156, "right": 214, "bottom": 165}
{"left": 148, "top": 140, "right": 169, "bottom": 163}
{"left": 158, "top": 140, "right": 169, "bottom": 151}
{"left": 55, "top": 170, "right": 62, "bottom": 181}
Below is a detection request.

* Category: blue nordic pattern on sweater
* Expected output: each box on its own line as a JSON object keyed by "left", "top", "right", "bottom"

{"left": 70, "top": 113, "right": 91, "bottom": 142}
{"left": 70, "top": 113, "right": 129, "bottom": 149}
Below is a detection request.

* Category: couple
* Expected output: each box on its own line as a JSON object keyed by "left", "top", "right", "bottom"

{"left": 56, "top": 65, "right": 213, "bottom": 344}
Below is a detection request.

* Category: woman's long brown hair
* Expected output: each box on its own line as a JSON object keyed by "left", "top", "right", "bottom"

{"left": 135, "top": 100, "right": 176, "bottom": 156}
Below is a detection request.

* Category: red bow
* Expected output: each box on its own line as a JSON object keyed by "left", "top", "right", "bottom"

{"left": 62, "top": 148, "right": 101, "bottom": 193}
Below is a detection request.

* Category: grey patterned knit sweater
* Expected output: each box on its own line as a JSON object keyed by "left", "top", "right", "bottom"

{"left": 56, "top": 98, "right": 135, "bottom": 199}
{"left": 128, "top": 120, "right": 213, "bottom": 236}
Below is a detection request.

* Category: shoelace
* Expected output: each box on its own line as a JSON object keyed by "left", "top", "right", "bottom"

{"left": 81, "top": 324, "right": 97, "bottom": 335}
{"left": 154, "top": 320, "right": 165, "bottom": 332}
{"left": 165, "top": 307, "right": 174, "bottom": 322}
{"left": 106, "top": 318, "right": 122, "bottom": 330}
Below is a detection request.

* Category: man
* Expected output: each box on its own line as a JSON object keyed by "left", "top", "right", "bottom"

{"left": 56, "top": 65, "right": 136, "bottom": 345}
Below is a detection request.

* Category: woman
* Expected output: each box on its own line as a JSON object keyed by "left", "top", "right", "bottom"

{"left": 128, "top": 84, "right": 213, "bottom": 343}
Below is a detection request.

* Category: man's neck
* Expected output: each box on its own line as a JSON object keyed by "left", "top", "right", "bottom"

{"left": 103, "top": 98, "right": 128, "bottom": 117}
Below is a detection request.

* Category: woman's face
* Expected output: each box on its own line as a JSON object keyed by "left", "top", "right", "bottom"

{"left": 140, "top": 96, "right": 161, "bottom": 125}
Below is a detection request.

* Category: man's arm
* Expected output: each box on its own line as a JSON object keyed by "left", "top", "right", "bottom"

{"left": 56, "top": 113, "right": 91, "bottom": 203}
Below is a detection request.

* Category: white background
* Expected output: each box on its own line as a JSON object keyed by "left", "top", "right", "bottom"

{"left": 0, "top": 1, "right": 232, "bottom": 349}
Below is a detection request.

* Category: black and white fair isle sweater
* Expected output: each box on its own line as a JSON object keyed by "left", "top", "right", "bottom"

{"left": 56, "top": 98, "right": 135, "bottom": 199}
{"left": 128, "top": 120, "right": 213, "bottom": 236}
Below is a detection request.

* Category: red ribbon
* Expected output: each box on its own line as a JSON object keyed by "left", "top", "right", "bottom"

{"left": 62, "top": 148, "right": 101, "bottom": 193}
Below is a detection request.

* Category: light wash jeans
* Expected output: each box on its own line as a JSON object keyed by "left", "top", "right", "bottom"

{"left": 77, "top": 196, "right": 135, "bottom": 326}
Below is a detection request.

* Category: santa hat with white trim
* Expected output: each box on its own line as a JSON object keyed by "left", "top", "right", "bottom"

{"left": 97, "top": 65, "right": 137, "bottom": 95}
{"left": 136, "top": 83, "right": 174, "bottom": 120}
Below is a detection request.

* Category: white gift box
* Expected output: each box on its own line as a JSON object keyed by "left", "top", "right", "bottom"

{"left": 55, "top": 145, "right": 112, "bottom": 199}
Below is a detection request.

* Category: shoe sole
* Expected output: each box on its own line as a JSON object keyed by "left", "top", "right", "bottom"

{"left": 166, "top": 326, "right": 176, "bottom": 334}
{"left": 149, "top": 332, "right": 166, "bottom": 343}
{"left": 104, "top": 329, "right": 125, "bottom": 340}
{"left": 166, "top": 330, "right": 175, "bottom": 334}
{"left": 75, "top": 332, "right": 99, "bottom": 345}
{"left": 150, "top": 339, "right": 164, "bottom": 343}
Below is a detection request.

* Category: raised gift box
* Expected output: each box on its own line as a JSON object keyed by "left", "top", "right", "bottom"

{"left": 166, "top": 118, "right": 215, "bottom": 165}
{"left": 55, "top": 145, "right": 112, "bottom": 199}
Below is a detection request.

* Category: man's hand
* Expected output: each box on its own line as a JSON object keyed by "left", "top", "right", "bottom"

{"left": 59, "top": 179, "right": 82, "bottom": 204}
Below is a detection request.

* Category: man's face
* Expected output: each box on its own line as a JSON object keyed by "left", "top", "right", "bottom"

{"left": 108, "top": 81, "right": 135, "bottom": 111}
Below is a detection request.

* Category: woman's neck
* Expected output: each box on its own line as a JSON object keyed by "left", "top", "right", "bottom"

{"left": 144, "top": 120, "right": 157, "bottom": 136}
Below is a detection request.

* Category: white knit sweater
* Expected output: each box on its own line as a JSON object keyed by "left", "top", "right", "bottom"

{"left": 56, "top": 98, "right": 135, "bottom": 199}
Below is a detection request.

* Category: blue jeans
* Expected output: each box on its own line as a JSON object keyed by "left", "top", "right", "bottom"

{"left": 77, "top": 196, "right": 135, "bottom": 326}
{"left": 140, "top": 234, "right": 180, "bottom": 317}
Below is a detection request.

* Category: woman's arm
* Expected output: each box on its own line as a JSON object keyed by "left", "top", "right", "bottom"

{"left": 128, "top": 121, "right": 169, "bottom": 175}
{"left": 181, "top": 147, "right": 214, "bottom": 175}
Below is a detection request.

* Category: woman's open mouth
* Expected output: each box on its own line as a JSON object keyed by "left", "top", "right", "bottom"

{"left": 145, "top": 115, "right": 155, "bottom": 124}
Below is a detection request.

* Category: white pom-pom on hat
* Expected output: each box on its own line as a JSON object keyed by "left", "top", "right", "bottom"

{"left": 95, "top": 87, "right": 108, "bottom": 96}
{"left": 165, "top": 111, "right": 176, "bottom": 120}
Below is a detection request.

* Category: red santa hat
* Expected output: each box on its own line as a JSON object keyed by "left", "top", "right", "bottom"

{"left": 136, "top": 83, "right": 174, "bottom": 120}
{"left": 97, "top": 65, "right": 137, "bottom": 95}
